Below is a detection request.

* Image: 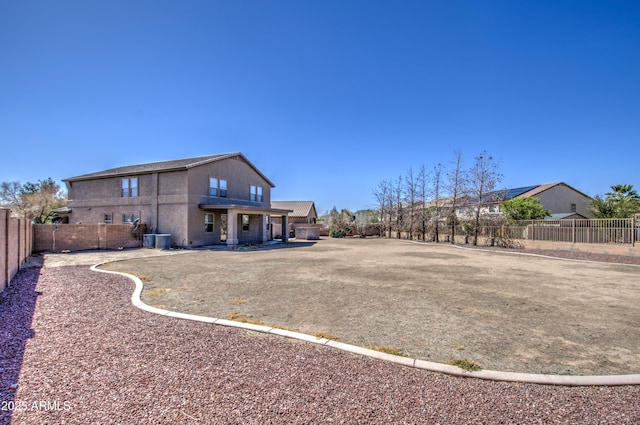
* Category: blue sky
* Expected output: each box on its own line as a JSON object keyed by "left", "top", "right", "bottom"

{"left": 2, "top": 1, "right": 639, "bottom": 214}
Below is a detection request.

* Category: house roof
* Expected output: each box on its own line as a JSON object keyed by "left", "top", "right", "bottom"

{"left": 474, "top": 182, "right": 591, "bottom": 204}
{"left": 548, "top": 212, "right": 588, "bottom": 220}
{"left": 504, "top": 185, "right": 540, "bottom": 200}
{"left": 64, "top": 152, "right": 275, "bottom": 187}
{"left": 517, "top": 182, "right": 591, "bottom": 200}
{"left": 270, "top": 201, "right": 317, "bottom": 218}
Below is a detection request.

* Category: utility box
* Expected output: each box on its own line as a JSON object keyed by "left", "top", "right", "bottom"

{"left": 143, "top": 234, "right": 156, "bottom": 249}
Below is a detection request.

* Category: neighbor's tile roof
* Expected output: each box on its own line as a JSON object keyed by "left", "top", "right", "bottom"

{"left": 64, "top": 152, "right": 275, "bottom": 187}
{"left": 271, "top": 201, "right": 317, "bottom": 218}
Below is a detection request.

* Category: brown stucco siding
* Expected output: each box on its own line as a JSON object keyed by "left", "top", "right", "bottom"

{"left": 64, "top": 155, "right": 275, "bottom": 248}
{"left": 187, "top": 158, "right": 272, "bottom": 204}
{"left": 534, "top": 185, "right": 592, "bottom": 218}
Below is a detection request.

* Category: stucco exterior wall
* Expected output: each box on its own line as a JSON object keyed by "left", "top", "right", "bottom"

{"left": 187, "top": 158, "right": 272, "bottom": 207}
{"left": 237, "top": 214, "right": 264, "bottom": 244}
{"left": 64, "top": 155, "right": 276, "bottom": 248}
{"left": 536, "top": 185, "right": 592, "bottom": 217}
{"left": 66, "top": 174, "right": 153, "bottom": 225}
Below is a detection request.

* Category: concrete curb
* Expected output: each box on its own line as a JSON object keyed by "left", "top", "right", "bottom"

{"left": 90, "top": 263, "right": 640, "bottom": 387}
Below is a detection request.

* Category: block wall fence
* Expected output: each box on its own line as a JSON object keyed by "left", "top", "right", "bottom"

{"left": 32, "top": 223, "right": 144, "bottom": 253}
{"left": 0, "top": 208, "right": 33, "bottom": 292}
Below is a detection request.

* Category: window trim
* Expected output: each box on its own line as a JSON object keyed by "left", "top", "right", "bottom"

{"left": 121, "top": 177, "right": 138, "bottom": 198}
{"left": 209, "top": 177, "right": 228, "bottom": 198}
{"left": 242, "top": 214, "right": 250, "bottom": 232}
{"left": 250, "top": 185, "right": 263, "bottom": 202}
{"left": 122, "top": 212, "right": 140, "bottom": 224}
{"left": 205, "top": 213, "right": 214, "bottom": 232}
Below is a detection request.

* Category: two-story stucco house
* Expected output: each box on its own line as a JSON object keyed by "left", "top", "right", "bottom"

{"left": 62, "top": 152, "right": 291, "bottom": 247}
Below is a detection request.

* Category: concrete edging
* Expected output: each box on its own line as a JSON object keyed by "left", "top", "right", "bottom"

{"left": 90, "top": 263, "right": 640, "bottom": 387}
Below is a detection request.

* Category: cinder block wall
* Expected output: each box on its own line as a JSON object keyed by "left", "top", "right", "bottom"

{"left": 33, "top": 224, "right": 143, "bottom": 252}
{"left": 1, "top": 208, "right": 34, "bottom": 292}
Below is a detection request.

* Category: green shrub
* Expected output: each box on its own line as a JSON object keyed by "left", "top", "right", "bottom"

{"left": 329, "top": 229, "right": 346, "bottom": 238}
{"left": 447, "top": 358, "right": 482, "bottom": 372}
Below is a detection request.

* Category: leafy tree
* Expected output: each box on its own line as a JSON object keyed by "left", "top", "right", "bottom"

{"left": 589, "top": 184, "right": 640, "bottom": 218}
{"left": 0, "top": 178, "right": 66, "bottom": 223}
{"left": 324, "top": 206, "right": 355, "bottom": 236}
{"left": 354, "top": 209, "right": 377, "bottom": 237}
{"left": 501, "top": 197, "right": 551, "bottom": 222}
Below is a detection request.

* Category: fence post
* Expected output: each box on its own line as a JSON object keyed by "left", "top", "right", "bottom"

{"left": 572, "top": 219, "right": 576, "bottom": 244}
{"left": 531, "top": 220, "right": 535, "bottom": 241}
{"left": 2, "top": 210, "right": 8, "bottom": 290}
{"left": 632, "top": 217, "right": 636, "bottom": 247}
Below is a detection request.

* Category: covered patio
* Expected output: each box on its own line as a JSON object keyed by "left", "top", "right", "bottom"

{"left": 198, "top": 203, "right": 292, "bottom": 246}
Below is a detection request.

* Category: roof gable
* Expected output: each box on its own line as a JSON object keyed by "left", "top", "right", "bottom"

{"left": 517, "top": 182, "right": 591, "bottom": 200}
{"left": 64, "top": 152, "right": 275, "bottom": 187}
{"left": 271, "top": 201, "right": 317, "bottom": 218}
{"left": 455, "top": 182, "right": 590, "bottom": 206}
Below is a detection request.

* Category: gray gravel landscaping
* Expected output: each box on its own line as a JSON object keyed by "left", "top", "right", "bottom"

{"left": 1, "top": 246, "right": 640, "bottom": 424}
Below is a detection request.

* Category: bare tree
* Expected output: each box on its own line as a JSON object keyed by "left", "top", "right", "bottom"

{"left": 417, "top": 165, "right": 430, "bottom": 241}
{"left": 373, "top": 179, "right": 393, "bottom": 237}
{"left": 404, "top": 167, "right": 418, "bottom": 240}
{"left": 0, "top": 181, "right": 23, "bottom": 212}
{"left": 445, "top": 150, "right": 466, "bottom": 244}
{"left": 430, "top": 163, "right": 443, "bottom": 242}
{"left": 468, "top": 150, "right": 503, "bottom": 245}
{"left": 393, "top": 175, "right": 404, "bottom": 239}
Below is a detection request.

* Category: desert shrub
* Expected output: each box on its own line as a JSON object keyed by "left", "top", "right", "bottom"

{"left": 447, "top": 358, "right": 482, "bottom": 372}
{"left": 329, "top": 229, "right": 346, "bottom": 238}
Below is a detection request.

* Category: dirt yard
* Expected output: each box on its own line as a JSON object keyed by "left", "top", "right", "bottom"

{"left": 99, "top": 238, "right": 640, "bottom": 376}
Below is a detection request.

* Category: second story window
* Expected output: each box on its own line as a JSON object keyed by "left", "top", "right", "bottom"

{"left": 250, "top": 185, "right": 263, "bottom": 202}
{"left": 122, "top": 177, "right": 138, "bottom": 197}
{"left": 209, "top": 178, "right": 228, "bottom": 197}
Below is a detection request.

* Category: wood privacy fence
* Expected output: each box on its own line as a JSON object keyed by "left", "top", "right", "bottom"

{"left": 0, "top": 208, "right": 33, "bottom": 292}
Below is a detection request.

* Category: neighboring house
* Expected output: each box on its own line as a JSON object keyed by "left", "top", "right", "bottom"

{"left": 270, "top": 201, "right": 319, "bottom": 238}
{"left": 454, "top": 182, "right": 593, "bottom": 219}
{"left": 61, "top": 152, "right": 292, "bottom": 247}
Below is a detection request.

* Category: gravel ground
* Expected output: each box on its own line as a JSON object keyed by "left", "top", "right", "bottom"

{"left": 101, "top": 239, "right": 640, "bottom": 376}
{"left": 1, "top": 253, "right": 640, "bottom": 424}
{"left": 464, "top": 245, "right": 640, "bottom": 265}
